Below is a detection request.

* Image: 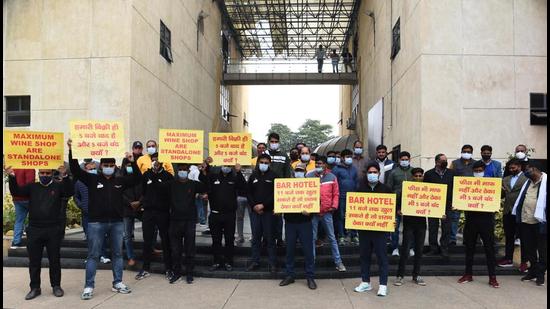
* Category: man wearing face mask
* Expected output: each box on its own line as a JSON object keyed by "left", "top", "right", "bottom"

{"left": 165, "top": 163, "right": 207, "bottom": 284}
{"left": 137, "top": 153, "right": 174, "bottom": 281}
{"left": 332, "top": 149, "right": 359, "bottom": 246}
{"left": 326, "top": 151, "right": 338, "bottom": 170}
{"left": 386, "top": 151, "right": 414, "bottom": 257}
{"left": 251, "top": 143, "right": 267, "bottom": 168}
{"left": 423, "top": 154, "right": 456, "bottom": 258}
{"left": 480, "top": 145, "right": 502, "bottom": 178}
{"left": 368, "top": 144, "right": 395, "bottom": 184}
{"left": 457, "top": 161, "right": 500, "bottom": 288}
{"left": 512, "top": 161, "right": 547, "bottom": 286}
{"left": 308, "top": 156, "right": 347, "bottom": 273}
{"left": 205, "top": 163, "right": 246, "bottom": 272}
{"left": 68, "top": 139, "right": 140, "bottom": 300}
{"left": 499, "top": 159, "right": 529, "bottom": 271}
{"left": 247, "top": 154, "right": 278, "bottom": 273}
{"left": 265, "top": 133, "right": 292, "bottom": 248}
{"left": 503, "top": 144, "right": 531, "bottom": 178}
{"left": 292, "top": 146, "right": 316, "bottom": 172}
{"left": 449, "top": 144, "right": 475, "bottom": 245}
{"left": 6, "top": 165, "right": 73, "bottom": 300}
{"left": 121, "top": 158, "right": 143, "bottom": 267}
{"left": 279, "top": 163, "right": 317, "bottom": 290}
{"left": 352, "top": 140, "right": 367, "bottom": 184}
{"left": 136, "top": 140, "right": 174, "bottom": 175}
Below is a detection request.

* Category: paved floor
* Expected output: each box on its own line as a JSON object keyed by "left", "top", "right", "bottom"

{"left": 3, "top": 267, "right": 546, "bottom": 309}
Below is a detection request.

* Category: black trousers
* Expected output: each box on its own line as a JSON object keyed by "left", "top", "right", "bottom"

{"left": 209, "top": 212, "right": 236, "bottom": 265}
{"left": 503, "top": 213, "right": 526, "bottom": 262}
{"left": 397, "top": 217, "right": 426, "bottom": 278}
{"left": 428, "top": 210, "right": 452, "bottom": 254}
{"left": 142, "top": 210, "right": 172, "bottom": 271}
{"left": 169, "top": 220, "right": 196, "bottom": 277}
{"left": 463, "top": 213, "right": 496, "bottom": 276}
{"left": 27, "top": 225, "right": 63, "bottom": 289}
{"left": 520, "top": 223, "right": 547, "bottom": 279}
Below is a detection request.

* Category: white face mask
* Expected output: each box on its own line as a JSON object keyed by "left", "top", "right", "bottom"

{"left": 473, "top": 172, "right": 485, "bottom": 178}
{"left": 515, "top": 152, "right": 527, "bottom": 160}
{"left": 269, "top": 143, "right": 280, "bottom": 151}
{"left": 400, "top": 160, "right": 410, "bottom": 168}
{"left": 461, "top": 153, "right": 473, "bottom": 160}
{"left": 294, "top": 171, "right": 305, "bottom": 178}
{"left": 147, "top": 147, "right": 157, "bottom": 155}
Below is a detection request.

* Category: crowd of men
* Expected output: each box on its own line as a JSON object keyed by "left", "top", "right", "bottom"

{"left": 5, "top": 133, "right": 547, "bottom": 300}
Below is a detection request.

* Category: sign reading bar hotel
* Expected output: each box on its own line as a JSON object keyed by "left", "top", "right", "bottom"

{"left": 345, "top": 192, "right": 396, "bottom": 232}
{"left": 274, "top": 178, "right": 320, "bottom": 214}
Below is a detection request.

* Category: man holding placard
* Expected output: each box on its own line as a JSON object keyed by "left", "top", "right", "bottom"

{"left": 456, "top": 161, "right": 500, "bottom": 288}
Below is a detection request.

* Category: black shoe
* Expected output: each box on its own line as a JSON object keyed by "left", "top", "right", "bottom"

{"left": 269, "top": 264, "right": 278, "bottom": 274}
{"left": 52, "top": 286, "right": 64, "bottom": 297}
{"left": 224, "top": 263, "right": 233, "bottom": 272}
{"left": 449, "top": 241, "right": 457, "bottom": 247}
{"left": 25, "top": 288, "right": 41, "bottom": 300}
{"left": 536, "top": 277, "right": 545, "bottom": 286}
{"left": 522, "top": 274, "right": 537, "bottom": 281}
{"left": 246, "top": 262, "right": 260, "bottom": 272}
{"left": 169, "top": 274, "right": 182, "bottom": 284}
{"left": 186, "top": 275, "right": 194, "bottom": 284}
{"left": 279, "top": 276, "right": 295, "bottom": 286}
{"left": 209, "top": 264, "right": 222, "bottom": 271}
{"left": 276, "top": 239, "right": 286, "bottom": 248}
{"left": 307, "top": 278, "right": 317, "bottom": 290}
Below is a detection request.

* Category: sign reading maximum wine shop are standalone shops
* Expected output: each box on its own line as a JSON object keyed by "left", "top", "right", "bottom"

{"left": 158, "top": 129, "right": 204, "bottom": 163}
{"left": 345, "top": 192, "right": 397, "bottom": 232}
{"left": 3, "top": 130, "right": 64, "bottom": 169}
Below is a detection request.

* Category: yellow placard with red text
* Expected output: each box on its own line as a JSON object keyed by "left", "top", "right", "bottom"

{"left": 345, "top": 192, "right": 396, "bottom": 232}
{"left": 209, "top": 133, "right": 252, "bottom": 166}
{"left": 452, "top": 177, "right": 502, "bottom": 212}
{"left": 274, "top": 178, "right": 320, "bottom": 214}
{"left": 3, "top": 130, "right": 64, "bottom": 169}
{"left": 401, "top": 181, "right": 447, "bottom": 218}
{"left": 158, "top": 129, "right": 204, "bottom": 163}
{"left": 70, "top": 120, "right": 125, "bottom": 159}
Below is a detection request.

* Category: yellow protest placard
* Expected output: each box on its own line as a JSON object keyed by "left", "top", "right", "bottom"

{"left": 209, "top": 132, "right": 252, "bottom": 166}
{"left": 3, "top": 130, "right": 64, "bottom": 169}
{"left": 274, "top": 178, "right": 320, "bottom": 214}
{"left": 401, "top": 181, "right": 447, "bottom": 218}
{"left": 345, "top": 192, "right": 396, "bottom": 232}
{"left": 158, "top": 129, "right": 204, "bottom": 163}
{"left": 70, "top": 120, "right": 126, "bottom": 159}
{"left": 452, "top": 177, "right": 502, "bottom": 212}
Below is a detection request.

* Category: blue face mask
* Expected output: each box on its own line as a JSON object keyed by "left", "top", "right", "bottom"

{"left": 102, "top": 167, "right": 115, "bottom": 176}
{"left": 354, "top": 148, "right": 363, "bottom": 155}
{"left": 259, "top": 163, "right": 269, "bottom": 172}
{"left": 126, "top": 166, "right": 133, "bottom": 174}
{"left": 400, "top": 160, "right": 410, "bottom": 168}
{"left": 301, "top": 154, "right": 311, "bottom": 162}
{"left": 345, "top": 157, "right": 353, "bottom": 165}
{"left": 335, "top": 157, "right": 341, "bottom": 165}
{"left": 221, "top": 167, "right": 232, "bottom": 174}
{"left": 178, "top": 170, "right": 189, "bottom": 179}
{"left": 315, "top": 167, "right": 324, "bottom": 174}
{"left": 327, "top": 157, "right": 336, "bottom": 165}
{"left": 87, "top": 169, "right": 98, "bottom": 175}
{"left": 294, "top": 171, "right": 305, "bottom": 178}
{"left": 39, "top": 176, "right": 52, "bottom": 185}
{"left": 367, "top": 173, "right": 379, "bottom": 183}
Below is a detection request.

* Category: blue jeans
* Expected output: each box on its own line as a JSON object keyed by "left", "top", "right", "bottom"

{"left": 85, "top": 221, "right": 124, "bottom": 288}
{"left": 312, "top": 213, "right": 342, "bottom": 265}
{"left": 285, "top": 221, "right": 315, "bottom": 279}
{"left": 390, "top": 215, "right": 402, "bottom": 250}
{"left": 81, "top": 213, "right": 89, "bottom": 238}
{"left": 337, "top": 197, "right": 357, "bottom": 239}
{"left": 196, "top": 198, "right": 206, "bottom": 225}
{"left": 359, "top": 231, "right": 388, "bottom": 285}
{"left": 449, "top": 210, "right": 461, "bottom": 242}
{"left": 123, "top": 217, "right": 135, "bottom": 260}
{"left": 12, "top": 200, "right": 29, "bottom": 245}
{"left": 250, "top": 211, "right": 276, "bottom": 265}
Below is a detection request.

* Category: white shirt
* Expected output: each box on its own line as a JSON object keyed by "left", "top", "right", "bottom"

{"left": 510, "top": 171, "right": 523, "bottom": 189}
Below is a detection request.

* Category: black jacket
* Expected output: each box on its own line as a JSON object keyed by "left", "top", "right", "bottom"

{"left": 9, "top": 175, "right": 74, "bottom": 228}
{"left": 122, "top": 179, "right": 143, "bottom": 218}
{"left": 167, "top": 175, "right": 207, "bottom": 221}
{"left": 357, "top": 181, "right": 393, "bottom": 194}
{"left": 70, "top": 150, "right": 141, "bottom": 222}
{"left": 142, "top": 169, "right": 174, "bottom": 212}
{"left": 247, "top": 169, "right": 276, "bottom": 212}
{"left": 424, "top": 168, "right": 455, "bottom": 210}
{"left": 206, "top": 171, "right": 247, "bottom": 214}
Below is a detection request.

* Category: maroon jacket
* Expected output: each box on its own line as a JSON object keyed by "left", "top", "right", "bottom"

{"left": 12, "top": 169, "right": 36, "bottom": 202}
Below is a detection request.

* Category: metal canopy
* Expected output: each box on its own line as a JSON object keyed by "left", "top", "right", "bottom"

{"left": 220, "top": 0, "right": 360, "bottom": 60}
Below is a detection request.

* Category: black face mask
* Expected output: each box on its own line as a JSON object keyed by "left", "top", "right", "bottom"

{"left": 439, "top": 161, "right": 448, "bottom": 169}
{"left": 482, "top": 155, "right": 491, "bottom": 161}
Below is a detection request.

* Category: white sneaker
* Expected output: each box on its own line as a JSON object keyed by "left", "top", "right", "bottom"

{"left": 410, "top": 249, "right": 415, "bottom": 257}
{"left": 100, "top": 256, "right": 111, "bottom": 264}
{"left": 354, "top": 282, "right": 373, "bottom": 293}
{"left": 112, "top": 282, "right": 131, "bottom": 294}
{"left": 392, "top": 249, "right": 400, "bottom": 256}
{"left": 515, "top": 239, "right": 521, "bottom": 246}
{"left": 377, "top": 285, "right": 388, "bottom": 297}
{"left": 81, "top": 287, "right": 94, "bottom": 300}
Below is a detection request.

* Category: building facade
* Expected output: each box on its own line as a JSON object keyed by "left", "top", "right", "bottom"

{"left": 340, "top": 0, "right": 547, "bottom": 168}
{"left": 3, "top": 0, "right": 248, "bottom": 154}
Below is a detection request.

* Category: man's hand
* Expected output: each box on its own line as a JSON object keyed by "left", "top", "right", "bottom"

{"left": 3, "top": 165, "right": 14, "bottom": 177}
{"left": 67, "top": 139, "right": 73, "bottom": 150}
{"left": 130, "top": 201, "right": 141, "bottom": 210}
{"left": 253, "top": 204, "right": 265, "bottom": 214}
{"left": 328, "top": 207, "right": 336, "bottom": 213}
{"left": 301, "top": 211, "right": 310, "bottom": 216}
{"left": 126, "top": 152, "right": 134, "bottom": 163}
{"left": 397, "top": 210, "right": 402, "bottom": 216}
{"left": 58, "top": 165, "right": 67, "bottom": 177}
{"left": 234, "top": 163, "right": 242, "bottom": 173}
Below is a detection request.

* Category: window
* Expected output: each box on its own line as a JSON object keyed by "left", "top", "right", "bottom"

{"left": 347, "top": 84, "right": 359, "bottom": 130}
{"left": 160, "top": 21, "right": 173, "bottom": 63}
{"left": 530, "top": 93, "right": 547, "bottom": 126}
{"left": 5, "top": 96, "right": 31, "bottom": 127}
{"left": 390, "top": 18, "right": 401, "bottom": 60}
{"left": 220, "top": 85, "right": 230, "bottom": 122}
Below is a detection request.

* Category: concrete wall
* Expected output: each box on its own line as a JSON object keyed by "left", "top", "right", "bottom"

{"left": 3, "top": 0, "right": 247, "bottom": 156}
{"left": 341, "top": 0, "right": 547, "bottom": 168}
